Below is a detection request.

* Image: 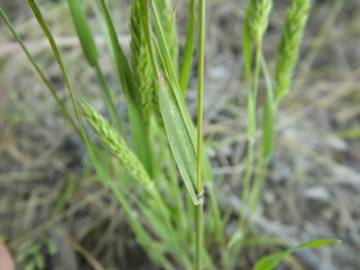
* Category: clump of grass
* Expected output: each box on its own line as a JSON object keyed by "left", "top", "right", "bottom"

{"left": 0, "top": 0, "right": 340, "bottom": 269}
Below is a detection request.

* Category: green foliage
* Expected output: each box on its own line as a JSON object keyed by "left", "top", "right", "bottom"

{"left": 67, "top": 0, "right": 99, "bottom": 67}
{"left": 0, "top": 0, "right": 339, "bottom": 269}
{"left": 180, "top": 0, "right": 196, "bottom": 94}
{"left": 153, "top": 0, "right": 179, "bottom": 68}
{"left": 254, "top": 239, "right": 341, "bottom": 270}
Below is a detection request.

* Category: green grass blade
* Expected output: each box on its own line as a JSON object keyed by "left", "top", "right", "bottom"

{"left": 158, "top": 81, "right": 199, "bottom": 204}
{"left": 151, "top": 1, "right": 213, "bottom": 184}
{"left": 298, "top": 239, "right": 341, "bottom": 249}
{"left": 261, "top": 87, "right": 275, "bottom": 159}
{"left": 67, "top": 0, "right": 99, "bottom": 67}
{"left": 98, "top": 0, "right": 134, "bottom": 99}
{"left": 152, "top": 0, "right": 179, "bottom": 70}
{"left": 180, "top": 0, "right": 196, "bottom": 94}
{"left": 138, "top": 0, "right": 209, "bottom": 204}
{"left": 260, "top": 53, "right": 275, "bottom": 159}
{"left": 242, "top": 22, "right": 252, "bottom": 87}
{"left": 253, "top": 239, "right": 341, "bottom": 270}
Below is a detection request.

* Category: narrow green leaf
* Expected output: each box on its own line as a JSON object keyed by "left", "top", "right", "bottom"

{"left": 179, "top": 0, "right": 196, "bottom": 94}
{"left": 151, "top": 2, "right": 213, "bottom": 182}
{"left": 260, "top": 52, "right": 275, "bottom": 159}
{"left": 158, "top": 82, "right": 199, "bottom": 205}
{"left": 254, "top": 250, "right": 292, "bottom": 270}
{"left": 247, "top": 93, "right": 256, "bottom": 141}
{"left": 298, "top": 239, "right": 341, "bottom": 249}
{"left": 137, "top": 1, "right": 213, "bottom": 204}
{"left": 67, "top": 0, "right": 98, "bottom": 67}
{"left": 261, "top": 87, "right": 275, "bottom": 159}
{"left": 253, "top": 239, "right": 341, "bottom": 270}
{"left": 152, "top": 0, "right": 179, "bottom": 69}
{"left": 242, "top": 23, "right": 252, "bottom": 86}
{"left": 98, "top": 0, "right": 134, "bottom": 99}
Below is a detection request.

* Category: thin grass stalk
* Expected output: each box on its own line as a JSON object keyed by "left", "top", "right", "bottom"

{"left": 27, "top": 0, "right": 79, "bottom": 121}
{"left": 241, "top": 43, "right": 261, "bottom": 214}
{"left": 240, "top": 0, "right": 272, "bottom": 227}
{"left": 196, "top": 0, "right": 206, "bottom": 268}
{"left": 93, "top": 65, "right": 123, "bottom": 133}
{"left": 0, "top": 6, "right": 79, "bottom": 135}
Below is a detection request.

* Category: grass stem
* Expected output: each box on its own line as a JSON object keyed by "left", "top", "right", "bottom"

{"left": 196, "top": 0, "right": 206, "bottom": 269}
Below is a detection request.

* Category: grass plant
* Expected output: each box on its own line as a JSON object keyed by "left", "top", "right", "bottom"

{"left": 0, "top": 0, "right": 340, "bottom": 269}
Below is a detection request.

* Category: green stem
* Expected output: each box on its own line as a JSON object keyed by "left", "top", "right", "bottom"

{"left": 94, "top": 64, "right": 123, "bottom": 134}
{"left": 196, "top": 0, "right": 206, "bottom": 269}
{"left": 241, "top": 41, "right": 261, "bottom": 225}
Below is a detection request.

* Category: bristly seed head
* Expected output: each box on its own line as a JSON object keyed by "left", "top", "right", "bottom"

{"left": 79, "top": 100, "right": 151, "bottom": 184}
{"left": 275, "top": 0, "right": 311, "bottom": 101}
{"left": 244, "top": 0, "right": 273, "bottom": 44}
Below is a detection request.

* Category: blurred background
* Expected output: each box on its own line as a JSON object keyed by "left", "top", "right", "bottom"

{"left": 0, "top": 0, "right": 359, "bottom": 269}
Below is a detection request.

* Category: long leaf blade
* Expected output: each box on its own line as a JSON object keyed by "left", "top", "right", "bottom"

{"left": 254, "top": 239, "right": 341, "bottom": 270}
{"left": 158, "top": 80, "right": 199, "bottom": 205}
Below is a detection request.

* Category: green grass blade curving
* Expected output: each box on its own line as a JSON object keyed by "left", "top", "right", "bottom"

{"left": 254, "top": 239, "right": 340, "bottom": 270}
